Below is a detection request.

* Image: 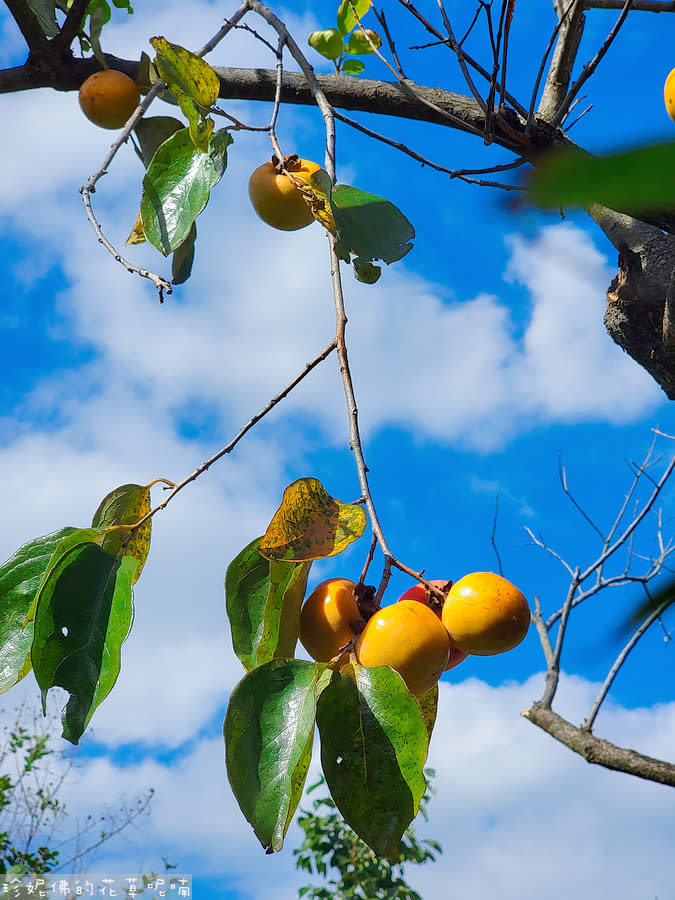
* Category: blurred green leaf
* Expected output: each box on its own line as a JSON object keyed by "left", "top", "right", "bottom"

{"left": 342, "top": 58, "right": 366, "bottom": 75}
{"left": 346, "top": 29, "right": 381, "bottom": 55}
{"left": 0, "top": 528, "right": 77, "bottom": 695}
{"left": 621, "top": 576, "right": 675, "bottom": 634}
{"left": 225, "top": 659, "right": 326, "bottom": 852}
{"left": 529, "top": 142, "right": 675, "bottom": 212}
{"left": 337, "top": 0, "right": 371, "bottom": 35}
{"left": 308, "top": 28, "right": 344, "bottom": 60}
{"left": 225, "top": 537, "right": 312, "bottom": 671}
{"left": 141, "top": 126, "right": 232, "bottom": 255}
{"left": 316, "top": 663, "right": 428, "bottom": 856}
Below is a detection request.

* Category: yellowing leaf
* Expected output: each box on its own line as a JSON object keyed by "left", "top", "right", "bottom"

{"left": 259, "top": 478, "right": 366, "bottom": 562}
{"left": 150, "top": 36, "right": 220, "bottom": 152}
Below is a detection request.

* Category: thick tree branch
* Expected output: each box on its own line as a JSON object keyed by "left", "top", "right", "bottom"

{"left": 522, "top": 703, "right": 675, "bottom": 786}
{"left": 537, "top": 0, "right": 586, "bottom": 121}
{"left": 584, "top": 0, "right": 674, "bottom": 8}
{"left": 4, "top": 0, "right": 49, "bottom": 51}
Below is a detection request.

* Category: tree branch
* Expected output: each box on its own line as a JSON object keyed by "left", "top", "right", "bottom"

{"left": 4, "top": 0, "right": 50, "bottom": 51}
{"left": 522, "top": 703, "right": 675, "bottom": 786}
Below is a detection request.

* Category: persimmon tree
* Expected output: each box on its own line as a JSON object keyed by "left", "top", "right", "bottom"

{"left": 0, "top": 0, "right": 674, "bottom": 860}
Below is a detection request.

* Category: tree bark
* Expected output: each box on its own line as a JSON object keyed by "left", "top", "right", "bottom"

{"left": 523, "top": 702, "right": 675, "bottom": 787}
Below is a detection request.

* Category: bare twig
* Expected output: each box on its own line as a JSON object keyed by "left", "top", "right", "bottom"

{"left": 372, "top": 7, "right": 406, "bottom": 79}
{"left": 134, "top": 340, "right": 338, "bottom": 528}
{"left": 79, "top": 3, "right": 251, "bottom": 300}
{"left": 334, "top": 110, "right": 524, "bottom": 190}
{"left": 550, "top": 0, "right": 634, "bottom": 128}
{"left": 583, "top": 0, "right": 672, "bottom": 8}
{"left": 490, "top": 494, "right": 504, "bottom": 576}
{"left": 435, "top": 0, "right": 488, "bottom": 114}
{"left": 583, "top": 586, "right": 675, "bottom": 731}
{"left": 396, "top": 0, "right": 529, "bottom": 118}
{"left": 558, "top": 453, "right": 604, "bottom": 538}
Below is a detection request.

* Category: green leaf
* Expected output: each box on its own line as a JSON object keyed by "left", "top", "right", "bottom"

{"left": 332, "top": 185, "right": 414, "bottom": 268}
{"left": 87, "top": 0, "right": 111, "bottom": 68}
{"left": 259, "top": 478, "right": 367, "bottom": 563}
{"left": 418, "top": 683, "right": 439, "bottom": 746}
{"left": 134, "top": 116, "right": 184, "bottom": 167}
{"left": 171, "top": 221, "right": 197, "bottom": 284}
{"left": 92, "top": 482, "right": 152, "bottom": 583}
{"left": 140, "top": 127, "right": 232, "bottom": 255}
{"left": 0, "top": 528, "right": 77, "bottom": 695}
{"left": 337, "top": 0, "right": 372, "bottom": 35}
{"left": 342, "top": 58, "right": 366, "bottom": 75}
{"left": 150, "top": 37, "right": 221, "bottom": 152}
{"left": 224, "top": 659, "right": 325, "bottom": 852}
{"left": 346, "top": 28, "right": 381, "bottom": 55}
{"left": 27, "top": 0, "right": 59, "bottom": 37}
{"left": 31, "top": 543, "right": 137, "bottom": 744}
{"left": 308, "top": 28, "right": 345, "bottom": 60}
{"left": 529, "top": 142, "right": 675, "bottom": 213}
{"left": 316, "top": 663, "right": 428, "bottom": 856}
{"left": 352, "top": 256, "right": 381, "bottom": 283}
{"left": 225, "top": 537, "right": 312, "bottom": 671}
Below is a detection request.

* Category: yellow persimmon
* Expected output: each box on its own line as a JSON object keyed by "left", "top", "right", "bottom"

{"left": 441, "top": 572, "right": 530, "bottom": 656}
{"left": 355, "top": 599, "right": 450, "bottom": 697}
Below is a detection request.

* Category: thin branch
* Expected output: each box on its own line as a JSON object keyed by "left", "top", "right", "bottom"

{"left": 550, "top": 0, "right": 634, "bottom": 128}
{"left": 536, "top": 0, "right": 586, "bottom": 122}
{"left": 526, "top": 8, "right": 569, "bottom": 132}
{"left": 434, "top": 0, "right": 488, "bottom": 114}
{"left": 558, "top": 452, "right": 604, "bottom": 538}
{"left": 52, "top": 0, "right": 89, "bottom": 52}
{"left": 79, "top": 4, "right": 250, "bottom": 301}
{"left": 583, "top": 0, "right": 673, "bottom": 8}
{"left": 583, "top": 587, "right": 674, "bottom": 731}
{"left": 541, "top": 568, "right": 580, "bottom": 706}
{"left": 134, "top": 340, "right": 338, "bottom": 528}
{"left": 334, "top": 110, "right": 524, "bottom": 190}
{"left": 490, "top": 494, "right": 504, "bottom": 576}
{"left": 396, "top": 0, "right": 529, "bottom": 118}
{"left": 522, "top": 703, "right": 675, "bottom": 786}
{"left": 578, "top": 453, "right": 675, "bottom": 584}
{"left": 532, "top": 595, "right": 555, "bottom": 664}
{"left": 372, "top": 7, "right": 406, "bottom": 79}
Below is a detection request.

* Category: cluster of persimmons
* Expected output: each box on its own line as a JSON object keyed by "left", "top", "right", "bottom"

{"left": 299, "top": 573, "right": 531, "bottom": 697}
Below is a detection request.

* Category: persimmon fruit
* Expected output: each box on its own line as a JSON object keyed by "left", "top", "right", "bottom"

{"left": 300, "top": 577, "right": 364, "bottom": 662}
{"left": 441, "top": 572, "right": 530, "bottom": 656}
{"left": 248, "top": 156, "right": 322, "bottom": 231}
{"left": 665, "top": 68, "right": 675, "bottom": 122}
{"left": 78, "top": 70, "right": 141, "bottom": 130}
{"left": 355, "top": 599, "right": 450, "bottom": 697}
{"left": 397, "top": 581, "right": 469, "bottom": 672}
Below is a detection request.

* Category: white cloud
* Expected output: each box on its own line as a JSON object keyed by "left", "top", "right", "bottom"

{"left": 15, "top": 673, "right": 675, "bottom": 900}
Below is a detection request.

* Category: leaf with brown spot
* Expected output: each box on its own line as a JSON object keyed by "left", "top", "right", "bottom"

{"left": 259, "top": 478, "right": 366, "bottom": 562}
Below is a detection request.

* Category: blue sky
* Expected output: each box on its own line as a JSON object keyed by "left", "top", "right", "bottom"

{"left": 1, "top": 2, "right": 675, "bottom": 898}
